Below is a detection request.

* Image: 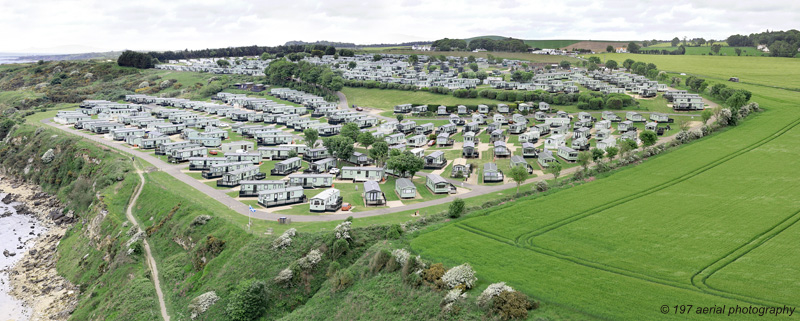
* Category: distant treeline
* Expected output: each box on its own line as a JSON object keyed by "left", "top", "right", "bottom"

{"left": 147, "top": 45, "right": 308, "bottom": 62}
{"left": 431, "top": 37, "right": 530, "bottom": 52}
{"left": 638, "top": 46, "right": 686, "bottom": 55}
{"left": 284, "top": 40, "right": 433, "bottom": 48}
{"left": 727, "top": 30, "right": 800, "bottom": 57}
{"left": 117, "top": 50, "right": 156, "bottom": 69}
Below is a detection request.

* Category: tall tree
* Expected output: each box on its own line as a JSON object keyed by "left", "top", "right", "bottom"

{"left": 671, "top": 37, "right": 680, "bottom": 47}
{"left": 357, "top": 131, "right": 376, "bottom": 150}
{"left": 640, "top": 130, "right": 658, "bottom": 147}
{"left": 577, "top": 151, "right": 592, "bottom": 172}
{"left": 627, "top": 42, "right": 640, "bottom": 53}
{"left": 340, "top": 123, "right": 360, "bottom": 141}
{"left": 606, "top": 45, "right": 615, "bottom": 53}
{"left": 605, "top": 60, "right": 618, "bottom": 70}
{"left": 323, "top": 136, "right": 355, "bottom": 162}
{"left": 387, "top": 152, "right": 423, "bottom": 177}
{"left": 368, "top": 141, "right": 389, "bottom": 167}
{"left": 508, "top": 165, "right": 529, "bottom": 195}
{"left": 547, "top": 162, "right": 562, "bottom": 184}
{"left": 303, "top": 128, "right": 319, "bottom": 148}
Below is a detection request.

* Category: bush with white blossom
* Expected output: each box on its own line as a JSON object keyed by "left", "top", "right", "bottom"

{"left": 297, "top": 249, "right": 323, "bottom": 270}
{"left": 334, "top": 221, "right": 352, "bottom": 240}
{"left": 272, "top": 228, "right": 297, "bottom": 250}
{"left": 440, "top": 288, "right": 467, "bottom": 313}
{"left": 441, "top": 263, "right": 477, "bottom": 289}
{"left": 477, "top": 282, "right": 513, "bottom": 306}
{"left": 188, "top": 291, "right": 219, "bottom": 319}
{"left": 274, "top": 268, "right": 293, "bottom": 285}
{"left": 392, "top": 249, "right": 410, "bottom": 266}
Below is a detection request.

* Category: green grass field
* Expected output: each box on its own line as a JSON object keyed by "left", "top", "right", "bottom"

{"left": 639, "top": 46, "right": 768, "bottom": 57}
{"left": 371, "top": 49, "right": 580, "bottom": 63}
{"left": 410, "top": 54, "right": 800, "bottom": 319}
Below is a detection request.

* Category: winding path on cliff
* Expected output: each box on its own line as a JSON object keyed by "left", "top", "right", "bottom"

{"left": 126, "top": 165, "right": 170, "bottom": 321}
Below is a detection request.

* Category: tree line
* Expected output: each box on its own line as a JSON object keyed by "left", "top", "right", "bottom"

{"left": 263, "top": 60, "right": 343, "bottom": 101}
{"left": 117, "top": 50, "right": 156, "bottom": 69}
{"left": 727, "top": 29, "right": 800, "bottom": 57}
{"left": 431, "top": 37, "right": 530, "bottom": 52}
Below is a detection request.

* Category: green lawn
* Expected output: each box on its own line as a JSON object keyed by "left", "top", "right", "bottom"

{"left": 411, "top": 54, "right": 800, "bottom": 319}
{"left": 639, "top": 45, "right": 769, "bottom": 57}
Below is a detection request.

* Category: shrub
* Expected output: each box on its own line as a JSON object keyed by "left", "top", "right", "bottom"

{"left": 296, "top": 249, "right": 323, "bottom": 270}
{"left": 331, "top": 270, "right": 354, "bottom": 293}
{"left": 326, "top": 261, "right": 340, "bottom": 278}
{"left": 369, "top": 249, "right": 393, "bottom": 274}
{"left": 718, "top": 108, "right": 733, "bottom": 126}
{"left": 272, "top": 228, "right": 296, "bottom": 250}
{"left": 491, "top": 290, "right": 535, "bottom": 320}
{"left": 441, "top": 263, "right": 477, "bottom": 289}
{"left": 440, "top": 288, "right": 467, "bottom": 314}
{"left": 225, "top": 279, "right": 269, "bottom": 321}
{"left": 477, "top": 282, "right": 513, "bottom": 307}
{"left": 448, "top": 198, "right": 465, "bottom": 218}
{"left": 423, "top": 263, "right": 447, "bottom": 287}
{"left": 274, "top": 268, "right": 293, "bottom": 286}
{"left": 535, "top": 180, "right": 549, "bottom": 192}
{"left": 386, "top": 224, "right": 403, "bottom": 239}
{"left": 392, "top": 249, "right": 411, "bottom": 266}
{"left": 331, "top": 238, "right": 350, "bottom": 259}
{"left": 334, "top": 221, "right": 352, "bottom": 240}
{"left": 190, "top": 215, "right": 212, "bottom": 227}
{"left": 188, "top": 291, "right": 219, "bottom": 320}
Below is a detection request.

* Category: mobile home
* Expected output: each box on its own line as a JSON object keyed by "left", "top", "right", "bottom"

{"left": 557, "top": 146, "right": 578, "bottom": 162}
{"left": 426, "top": 174, "right": 454, "bottom": 194}
{"left": 483, "top": 163, "right": 504, "bottom": 183}
{"left": 394, "top": 178, "right": 417, "bottom": 199}
{"left": 341, "top": 166, "right": 385, "bottom": 182}
{"left": 258, "top": 186, "right": 307, "bottom": 207}
{"left": 270, "top": 157, "right": 302, "bottom": 176}
{"left": 239, "top": 180, "right": 286, "bottom": 197}
{"left": 363, "top": 180, "right": 386, "bottom": 206}
{"left": 510, "top": 155, "right": 533, "bottom": 174}
{"left": 217, "top": 166, "right": 265, "bottom": 187}
{"left": 309, "top": 188, "right": 342, "bottom": 212}
{"left": 287, "top": 173, "right": 334, "bottom": 188}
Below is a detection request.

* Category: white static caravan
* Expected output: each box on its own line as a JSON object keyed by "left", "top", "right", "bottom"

{"left": 287, "top": 173, "right": 334, "bottom": 188}
{"left": 217, "top": 166, "right": 265, "bottom": 187}
{"left": 309, "top": 188, "right": 342, "bottom": 212}
{"left": 258, "top": 186, "right": 307, "bottom": 207}
{"left": 221, "top": 141, "right": 255, "bottom": 154}
{"left": 545, "top": 134, "right": 566, "bottom": 150}
{"left": 271, "top": 157, "right": 302, "bottom": 176}
{"left": 306, "top": 157, "right": 337, "bottom": 174}
{"left": 341, "top": 167, "right": 385, "bottom": 182}
{"left": 202, "top": 161, "right": 252, "bottom": 179}
{"left": 258, "top": 147, "right": 291, "bottom": 160}
{"left": 239, "top": 180, "right": 288, "bottom": 197}
{"left": 407, "top": 135, "right": 428, "bottom": 148}
{"left": 168, "top": 146, "right": 207, "bottom": 163}
{"left": 187, "top": 157, "right": 229, "bottom": 171}
{"left": 395, "top": 178, "right": 417, "bottom": 199}
{"left": 225, "top": 152, "right": 262, "bottom": 165}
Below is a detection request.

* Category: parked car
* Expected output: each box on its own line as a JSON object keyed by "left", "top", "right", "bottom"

{"left": 329, "top": 167, "right": 340, "bottom": 175}
{"left": 355, "top": 106, "right": 364, "bottom": 111}
{"left": 209, "top": 150, "right": 219, "bottom": 155}
{"left": 427, "top": 140, "right": 435, "bottom": 146}
{"left": 341, "top": 203, "right": 352, "bottom": 211}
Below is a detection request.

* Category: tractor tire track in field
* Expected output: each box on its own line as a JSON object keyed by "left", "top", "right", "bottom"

{"left": 455, "top": 221, "right": 800, "bottom": 310}
{"left": 447, "top": 116, "right": 800, "bottom": 310}
{"left": 515, "top": 116, "right": 800, "bottom": 247}
{"left": 691, "top": 209, "right": 800, "bottom": 307}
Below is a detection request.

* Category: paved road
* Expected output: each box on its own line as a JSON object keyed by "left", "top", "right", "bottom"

{"left": 126, "top": 166, "right": 170, "bottom": 321}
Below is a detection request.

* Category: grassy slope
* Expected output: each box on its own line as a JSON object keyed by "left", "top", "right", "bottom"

{"left": 411, "top": 54, "right": 800, "bottom": 319}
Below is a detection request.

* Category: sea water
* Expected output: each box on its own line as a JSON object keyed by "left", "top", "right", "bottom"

{"left": 0, "top": 193, "right": 47, "bottom": 321}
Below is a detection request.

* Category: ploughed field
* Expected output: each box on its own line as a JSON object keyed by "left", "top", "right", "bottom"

{"left": 411, "top": 55, "right": 800, "bottom": 320}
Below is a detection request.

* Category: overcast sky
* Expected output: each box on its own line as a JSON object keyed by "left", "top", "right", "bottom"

{"left": 1, "top": 0, "right": 797, "bottom": 53}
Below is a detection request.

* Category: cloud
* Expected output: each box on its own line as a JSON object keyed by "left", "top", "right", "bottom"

{"left": 0, "top": 0, "right": 796, "bottom": 53}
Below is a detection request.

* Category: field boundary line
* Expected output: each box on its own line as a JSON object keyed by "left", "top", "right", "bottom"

{"left": 691, "top": 209, "right": 800, "bottom": 307}
{"left": 517, "top": 116, "right": 800, "bottom": 246}
{"left": 454, "top": 220, "right": 798, "bottom": 310}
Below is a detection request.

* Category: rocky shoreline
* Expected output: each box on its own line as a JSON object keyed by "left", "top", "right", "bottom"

{"left": 0, "top": 177, "right": 79, "bottom": 321}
